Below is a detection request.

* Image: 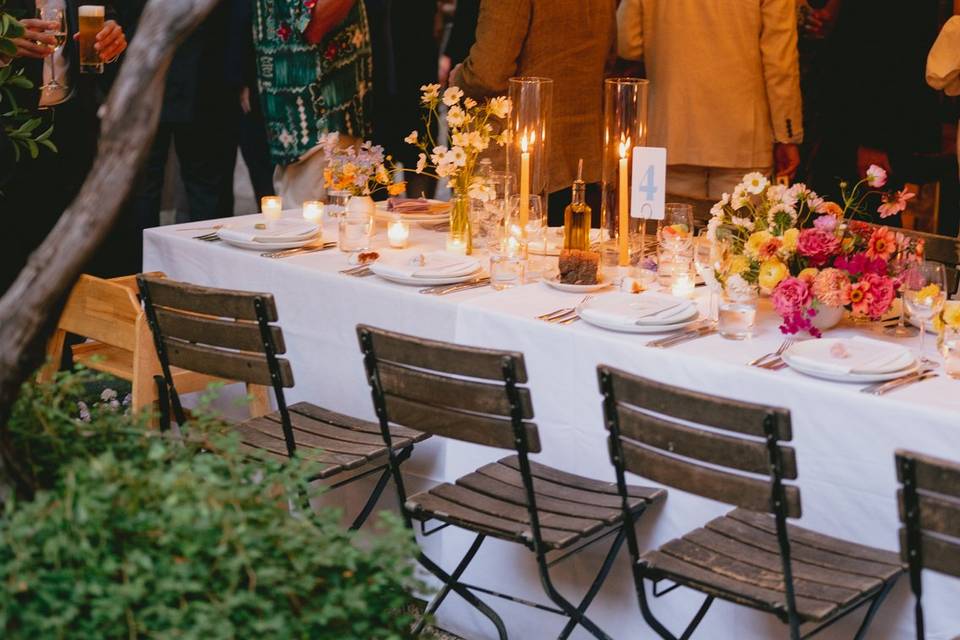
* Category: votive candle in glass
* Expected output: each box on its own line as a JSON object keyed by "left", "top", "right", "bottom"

{"left": 387, "top": 217, "right": 410, "bottom": 248}
{"left": 302, "top": 200, "right": 324, "bottom": 224}
{"left": 261, "top": 196, "right": 282, "bottom": 225}
{"left": 446, "top": 236, "right": 468, "bottom": 255}
{"left": 671, "top": 271, "right": 696, "bottom": 298}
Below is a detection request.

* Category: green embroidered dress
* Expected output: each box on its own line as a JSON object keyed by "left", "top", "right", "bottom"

{"left": 253, "top": 0, "right": 373, "bottom": 166}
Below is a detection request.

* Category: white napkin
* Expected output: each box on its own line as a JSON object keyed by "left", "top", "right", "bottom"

{"left": 218, "top": 219, "right": 318, "bottom": 244}
{"left": 785, "top": 337, "right": 913, "bottom": 375}
{"left": 372, "top": 251, "right": 481, "bottom": 279}
{"left": 580, "top": 292, "right": 696, "bottom": 327}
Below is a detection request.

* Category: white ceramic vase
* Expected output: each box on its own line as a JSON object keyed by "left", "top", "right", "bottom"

{"left": 811, "top": 300, "right": 844, "bottom": 332}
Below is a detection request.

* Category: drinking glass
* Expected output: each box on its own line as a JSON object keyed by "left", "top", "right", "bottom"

{"left": 488, "top": 225, "right": 528, "bottom": 290}
{"left": 719, "top": 284, "right": 758, "bottom": 340}
{"left": 694, "top": 229, "right": 720, "bottom": 321}
{"left": 942, "top": 326, "right": 960, "bottom": 379}
{"left": 338, "top": 211, "right": 373, "bottom": 252}
{"left": 884, "top": 247, "right": 921, "bottom": 338}
{"left": 657, "top": 203, "right": 694, "bottom": 287}
{"left": 326, "top": 190, "right": 351, "bottom": 219}
{"left": 36, "top": 5, "right": 66, "bottom": 91}
{"left": 903, "top": 261, "right": 947, "bottom": 354}
{"left": 480, "top": 171, "right": 516, "bottom": 240}
{"left": 78, "top": 5, "right": 104, "bottom": 74}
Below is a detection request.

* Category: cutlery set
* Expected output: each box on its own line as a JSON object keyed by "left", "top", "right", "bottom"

{"left": 193, "top": 231, "right": 222, "bottom": 242}
{"left": 261, "top": 242, "right": 337, "bottom": 259}
{"left": 419, "top": 278, "right": 491, "bottom": 296}
{"left": 860, "top": 369, "right": 940, "bottom": 396}
{"left": 645, "top": 322, "right": 717, "bottom": 348}
{"left": 537, "top": 296, "right": 592, "bottom": 325}
{"left": 340, "top": 265, "right": 375, "bottom": 277}
{"left": 747, "top": 339, "right": 795, "bottom": 370}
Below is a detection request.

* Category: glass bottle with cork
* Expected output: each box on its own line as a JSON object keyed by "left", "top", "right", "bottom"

{"left": 563, "top": 159, "right": 592, "bottom": 251}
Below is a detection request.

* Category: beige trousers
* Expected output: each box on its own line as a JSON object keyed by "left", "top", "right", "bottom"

{"left": 273, "top": 135, "right": 359, "bottom": 208}
{"left": 667, "top": 164, "right": 772, "bottom": 201}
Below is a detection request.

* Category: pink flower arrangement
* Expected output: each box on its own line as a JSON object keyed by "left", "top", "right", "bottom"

{"left": 796, "top": 229, "right": 841, "bottom": 267}
{"left": 812, "top": 268, "right": 851, "bottom": 307}
{"left": 878, "top": 189, "right": 915, "bottom": 218}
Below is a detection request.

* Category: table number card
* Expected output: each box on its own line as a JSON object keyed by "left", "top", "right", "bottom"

{"left": 630, "top": 146, "right": 667, "bottom": 220}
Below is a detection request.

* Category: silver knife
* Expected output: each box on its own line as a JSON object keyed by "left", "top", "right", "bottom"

{"left": 261, "top": 242, "right": 337, "bottom": 258}
{"left": 645, "top": 321, "right": 712, "bottom": 348}
{"left": 420, "top": 278, "right": 491, "bottom": 295}
{"left": 648, "top": 325, "right": 716, "bottom": 348}
{"left": 872, "top": 372, "right": 939, "bottom": 396}
{"left": 862, "top": 369, "right": 936, "bottom": 395}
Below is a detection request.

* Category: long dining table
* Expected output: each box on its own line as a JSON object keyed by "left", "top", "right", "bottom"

{"left": 144, "top": 213, "right": 960, "bottom": 639}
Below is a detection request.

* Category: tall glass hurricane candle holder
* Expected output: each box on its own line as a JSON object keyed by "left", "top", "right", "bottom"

{"left": 508, "top": 77, "right": 553, "bottom": 236}
{"left": 600, "top": 78, "right": 649, "bottom": 277}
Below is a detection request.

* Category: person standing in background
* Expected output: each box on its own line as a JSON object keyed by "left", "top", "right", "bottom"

{"left": 254, "top": 0, "right": 373, "bottom": 207}
{"left": 617, "top": 0, "right": 803, "bottom": 201}
{"left": 451, "top": 0, "right": 616, "bottom": 224}
{"left": 439, "top": 0, "right": 478, "bottom": 84}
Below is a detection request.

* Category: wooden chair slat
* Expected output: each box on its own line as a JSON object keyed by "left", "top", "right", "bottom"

{"left": 249, "top": 416, "right": 390, "bottom": 458}
{"left": 899, "top": 528, "right": 960, "bottom": 579}
{"left": 429, "top": 483, "right": 604, "bottom": 534}
{"left": 154, "top": 307, "right": 286, "bottom": 354}
{"left": 706, "top": 516, "right": 899, "bottom": 580}
{"left": 288, "top": 402, "right": 427, "bottom": 443}
{"left": 683, "top": 528, "right": 883, "bottom": 593}
{"left": 358, "top": 324, "right": 528, "bottom": 382}
{"left": 456, "top": 472, "right": 624, "bottom": 523}
{"left": 619, "top": 439, "right": 801, "bottom": 518}
{"left": 232, "top": 423, "right": 362, "bottom": 476}
{"left": 282, "top": 412, "right": 397, "bottom": 447}
{"left": 616, "top": 403, "right": 798, "bottom": 480}
{"left": 140, "top": 275, "right": 277, "bottom": 322}
{"left": 164, "top": 338, "right": 293, "bottom": 388}
{"left": 660, "top": 538, "right": 862, "bottom": 607}
{"left": 641, "top": 549, "right": 838, "bottom": 622}
{"left": 58, "top": 274, "right": 141, "bottom": 351}
{"left": 383, "top": 393, "right": 540, "bottom": 452}
{"left": 499, "top": 455, "right": 666, "bottom": 503}
{"left": 476, "top": 461, "right": 629, "bottom": 510}
{"left": 726, "top": 509, "right": 901, "bottom": 567}
{"left": 376, "top": 361, "right": 534, "bottom": 419}
{"left": 604, "top": 366, "right": 792, "bottom": 440}
{"left": 898, "top": 489, "right": 960, "bottom": 540}
{"left": 406, "top": 492, "right": 576, "bottom": 548}
{"left": 897, "top": 449, "right": 960, "bottom": 500}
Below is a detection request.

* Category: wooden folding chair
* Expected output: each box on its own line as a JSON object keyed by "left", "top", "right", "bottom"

{"left": 41, "top": 273, "right": 268, "bottom": 417}
{"left": 598, "top": 366, "right": 904, "bottom": 639}
{"left": 139, "top": 275, "right": 426, "bottom": 529}
{"left": 357, "top": 325, "right": 666, "bottom": 639}
{"left": 895, "top": 449, "right": 960, "bottom": 640}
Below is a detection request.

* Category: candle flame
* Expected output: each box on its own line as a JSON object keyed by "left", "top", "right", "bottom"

{"left": 520, "top": 133, "right": 529, "bottom": 153}
{"left": 619, "top": 138, "right": 630, "bottom": 159}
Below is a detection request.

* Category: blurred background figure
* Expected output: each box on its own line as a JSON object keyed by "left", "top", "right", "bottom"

{"left": 364, "top": 0, "right": 440, "bottom": 199}
{"left": 439, "top": 0, "right": 477, "bottom": 84}
{"left": 452, "top": 0, "right": 616, "bottom": 224}
{"left": 255, "top": 0, "right": 373, "bottom": 207}
{"left": 796, "top": 0, "right": 841, "bottom": 186}
{"left": 617, "top": 0, "right": 803, "bottom": 202}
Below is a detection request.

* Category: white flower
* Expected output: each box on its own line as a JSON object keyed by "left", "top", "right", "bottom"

{"left": 468, "top": 177, "right": 494, "bottom": 202}
{"left": 404, "top": 130, "right": 418, "bottom": 145}
{"left": 707, "top": 215, "right": 721, "bottom": 242}
{"left": 452, "top": 131, "right": 487, "bottom": 153}
{"left": 464, "top": 97, "right": 477, "bottom": 109}
{"left": 420, "top": 83, "right": 441, "bottom": 103}
{"left": 765, "top": 184, "right": 786, "bottom": 204}
{"left": 742, "top": 172, "right": 768, "bottom": 195}
{"left": 731, "top": 185, "right": 750, "bottom": 210}
{"left": 710, "top": 192, "right": 730, "bottom": 218}
{"left": 430, "top": 145, "right": 448, "bottom": 166}
{"left": 489, "top": 96, "right": 512, "bottom": 119}
{"left": 416, "top": 153, "right": 427, "bottom": 174}
{"left": 725, "top": 274, "right": 755, "bottom": 301}
{"left": 446, "top": 105, "right": 467, "bottom": 128}
{"left": 442, "top": 86, "right": 464, "bottom": 107}
{"left": 731, "top": 215, "right": 753, "bottom": 229}
{"left": 496, "top": 130, "right": 512, "bottom": 146}
{"left": 448, "top": 146, "right": 467, "bottom": 167}
{"left": 769, "top": 202, "right": 798, "bottom": 223}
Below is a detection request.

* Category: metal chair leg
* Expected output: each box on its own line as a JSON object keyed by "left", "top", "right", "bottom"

{"left": 636, "top": 570, "right": 682, "bottom": 640}
{"left": 154, "top": 375, "right": 170, "bottom": 431}
{"left": 679, "top": 595, "right": 714, "bottom": 640}
{"left": 415, "top": 541, "right": 506, "bottom": 639}
{"left": 349, "top": 465, "right": 393, "bottom": 530}
{"left": 556, "top": 529, "right": 626, "bottom": 640}
{"left": 853, "top": 579, "right": 897, "bottom": 640}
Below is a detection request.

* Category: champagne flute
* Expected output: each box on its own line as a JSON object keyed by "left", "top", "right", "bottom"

{"left": 883, "top": 247, "right": 921, "bottom": 338}
{"left": 36, "top": 5, "right": 66, "bottom": 92}
{"left": 903, "top": 261, "right": 947, "bottom": 354}
{"left": 694, "top": 229, "right": 720, "bottom": 321}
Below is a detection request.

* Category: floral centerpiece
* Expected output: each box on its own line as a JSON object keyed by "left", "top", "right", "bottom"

{"left": 405, "top": 84, "right": 511, "bottom": 254}
{"left": 709, "top": 167, "right": 924, "bottom": 337}
{"left": 319, "top": 133, "right": 406, "bottom": 201}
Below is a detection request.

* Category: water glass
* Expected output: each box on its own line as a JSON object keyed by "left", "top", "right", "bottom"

{"left": 488, "top": 230, "right": 527, "bottom": 290}
{"left": 338, "top": 212, "right": 373, "bottom": 252}
{"left": 656, "top": 203, "right": 694, "bottom": 287}
{"left": 326, "top": 190, "right": 351, "bottom": 219}
{"left": 903, "top": 261, "right": 947, "bottom": 354}
{"left": 719, "top": 286, "right": 758, "bottom": 340}
{"left": 694, "top": 230, "right": 720, "bottom": 321}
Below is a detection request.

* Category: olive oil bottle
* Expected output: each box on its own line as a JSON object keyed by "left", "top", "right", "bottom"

{"left": 563, "top": 159, "right": 592, "bottom": 251}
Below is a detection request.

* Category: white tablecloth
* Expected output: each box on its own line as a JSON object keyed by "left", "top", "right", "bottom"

{"left": 145, "top": 215, "right": 960, "bottom": 639}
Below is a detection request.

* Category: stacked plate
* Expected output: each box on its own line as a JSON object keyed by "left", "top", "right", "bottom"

{"left": 578, "top": 292, "right": 700, "bottom": 334}
{"left": 781, "top": 337, "right": 918, "bottom": 383}
{"left": 217, "top": 219, "right": 320, "bottom": 250}
{"left": 374, "top": 198, "right": 451, "bottom": 222}
{"left": 369, "top": 250, "right": 483, "bottom": 285}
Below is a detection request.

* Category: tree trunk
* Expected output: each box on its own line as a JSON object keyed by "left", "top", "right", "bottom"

{"left": 0, "top": 0, "right": 221, "bottom": 494}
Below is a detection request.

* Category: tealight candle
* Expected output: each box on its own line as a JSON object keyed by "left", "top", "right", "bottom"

{"left": 387, "top": 218, "right": 410, "bottom": 248}
{"left": 672, "top": 272, "right": 696, "bottom": 298}
{"left": 261, "top": 196, "right": 282, "bottom": 225}
{"left": 302, "top": 200, "right": 324, "bottom": 224}
{"left": 446, "top": 237, "right": 468, "bottom": 255}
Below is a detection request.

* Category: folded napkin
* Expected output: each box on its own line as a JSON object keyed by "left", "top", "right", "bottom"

{"left": 580, "top": 292, "right": 696, "bottom": 327}
{"left": 785, "top": 337, "right": 913, "bottom": 375}
{"left": 387, "top": 197, "right": 430, "bottom": 213}
{"left": 218, "top": 219, "right": 318, "bottom": 244}
{"left": 373, "top": 251, "right": 481, "bottom": 279}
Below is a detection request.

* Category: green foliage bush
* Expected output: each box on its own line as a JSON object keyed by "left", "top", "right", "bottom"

{"left": 0, "top": 369, "right": 424, "bottom": 639}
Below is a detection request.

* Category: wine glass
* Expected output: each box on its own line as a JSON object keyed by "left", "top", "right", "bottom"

{"left": 480, "top": 171, "right": 515, "bottom": 240}
{"left": 657, "top": 203, "right": 694, "bottom": 287}
{"left": 36, "top": 5, "right": 66, "bottom": 92}
{"left": 694, "top": 229, "right": 720, "bottom": 321}
{"left": 883, "top": 247, "right": 921, "bottom": 338}
{"left": 509, "top": 194, "right": 545, "bottom": 278}
{"left": 903, "top": 261, "right": 947, "bottom": 354}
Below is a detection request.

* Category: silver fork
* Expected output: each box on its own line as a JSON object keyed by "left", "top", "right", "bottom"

{"left": 341, "top": 265, "right": 375, "bottom": 277}
{"left": 194, "top": 232, "right": 221, "bottom": 241}
{"left": 749, "top": 339, "right": 795, "bottom": 368}
{"left": 537, "top": 296, "right": 591, "bottom": 322}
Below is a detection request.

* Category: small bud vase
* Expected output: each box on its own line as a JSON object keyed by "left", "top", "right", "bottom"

{"left": 448, "top": 193, "right": 472, "bottom": 255}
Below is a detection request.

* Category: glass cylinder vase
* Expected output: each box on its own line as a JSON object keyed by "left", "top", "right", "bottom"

{"left": 448, "top": 194, "right": 472, "bottom": 255}
{"left": 599, "top": 78, "right": 649, "bottom": 264}
{"left": 507, "top": 77, "right": 553, "bottom": 217}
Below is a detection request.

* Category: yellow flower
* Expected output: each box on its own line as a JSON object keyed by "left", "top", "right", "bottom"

{"left": 758, "top": 259, "right": 788, "bottom": 290}
{"left": 744, "top": 231, "right": 772, "bottom": 259}
{"left": 917, "top": 284, "right": 942, "bottom": 305}
{"left": 387, "top": 182, "right": 407, "bottom": 196}
{"left": 943, "top": 301, "right": 960, "bottom": 329}
{"left": 781, "top": 228, "right": 799, "bottom": 252}
{"left": 727, "top": 255, "right": 750, "bottom": 276}
{"left": 798, "top": 268, "right": 819, "bottom": 284}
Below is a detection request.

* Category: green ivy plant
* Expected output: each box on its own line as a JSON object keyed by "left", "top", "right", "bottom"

{"left": 0, "top": 369, "right": 427, "bottom": 639}
{"left": 0, "top": 6, "right": 56, "bottom": 163}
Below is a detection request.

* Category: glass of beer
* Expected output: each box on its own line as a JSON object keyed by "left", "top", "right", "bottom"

{"left": 78, "top": 5, "right": 104, "bottom": 74}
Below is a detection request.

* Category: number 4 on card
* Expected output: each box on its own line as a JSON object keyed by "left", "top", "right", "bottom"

{"left": 630, "top": 146, "right": 666, "bottom": 221}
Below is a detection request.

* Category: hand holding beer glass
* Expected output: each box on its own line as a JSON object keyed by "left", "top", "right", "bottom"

{"left": 77, "top": 5, "right": 127, "bottom": 74}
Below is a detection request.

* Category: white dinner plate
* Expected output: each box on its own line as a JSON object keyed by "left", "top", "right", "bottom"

{"left": 369, "top": 263, "right": 484, "bottom": 286}
{"left": 218, "top": 235, "right": 321, "bottom": 251}
{"left": 781, "top": 340, "right": 919, "bottom": 383}
{"left": 374, "top": 199, "right": 451, "bottom": 222}
{"left": 577, "top": 296, "right": 701, "bottom": 334}
{"left": 541, "top": 275, "right": 612, "bottom": 293}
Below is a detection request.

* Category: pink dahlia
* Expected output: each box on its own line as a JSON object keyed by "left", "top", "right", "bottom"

{"left": 866, "top": 226, "right": 897, "bottom": 261}
{"left": 772, "top": 277, "right": 812, "bottom": 316}
{"left": 797, "top": 228, "right": 841, "bottom": 267}
{"left": 812, "top": 268, "right": 851, "bottom": 307}
{"left": 862, "top": 273, "right": 896, "bottom": 318}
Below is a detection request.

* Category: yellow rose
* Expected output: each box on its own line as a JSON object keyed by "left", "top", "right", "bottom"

{"left": 744, "top": 231, "right": 772, "bottom": 259}
{"left": 726, "top": 255, "right": 750, "bottom": 276}
{"left": 798, "top": 267, "right": 819, "bottom": 284}
{"left": 943, "top": 301, "right": 960, "bottom": 329}
{"left": 758, "top": 259, "right": 788, "bottom": 290}
{"left": 781, "top": 228, "right": 799, "bottom": 252}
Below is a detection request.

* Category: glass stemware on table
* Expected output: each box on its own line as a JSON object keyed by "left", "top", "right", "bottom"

{"left": 656, "top": 203, "right": 694, "bottom": 289}
{"left": 693, "top": 229, "right": 721, "bottom": 322}
{"left": 508, "top": 194, "right": 545, "bottom": 276}
{"left": 883, "top": 246, "right": 922, "bottom": 338}
{"left": 902, "top": 261, "right": 947, "bottom": 354}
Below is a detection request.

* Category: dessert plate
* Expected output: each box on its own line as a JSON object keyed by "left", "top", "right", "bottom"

{"left": 541, "top": 275, "right": 612, "bottom": 293}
